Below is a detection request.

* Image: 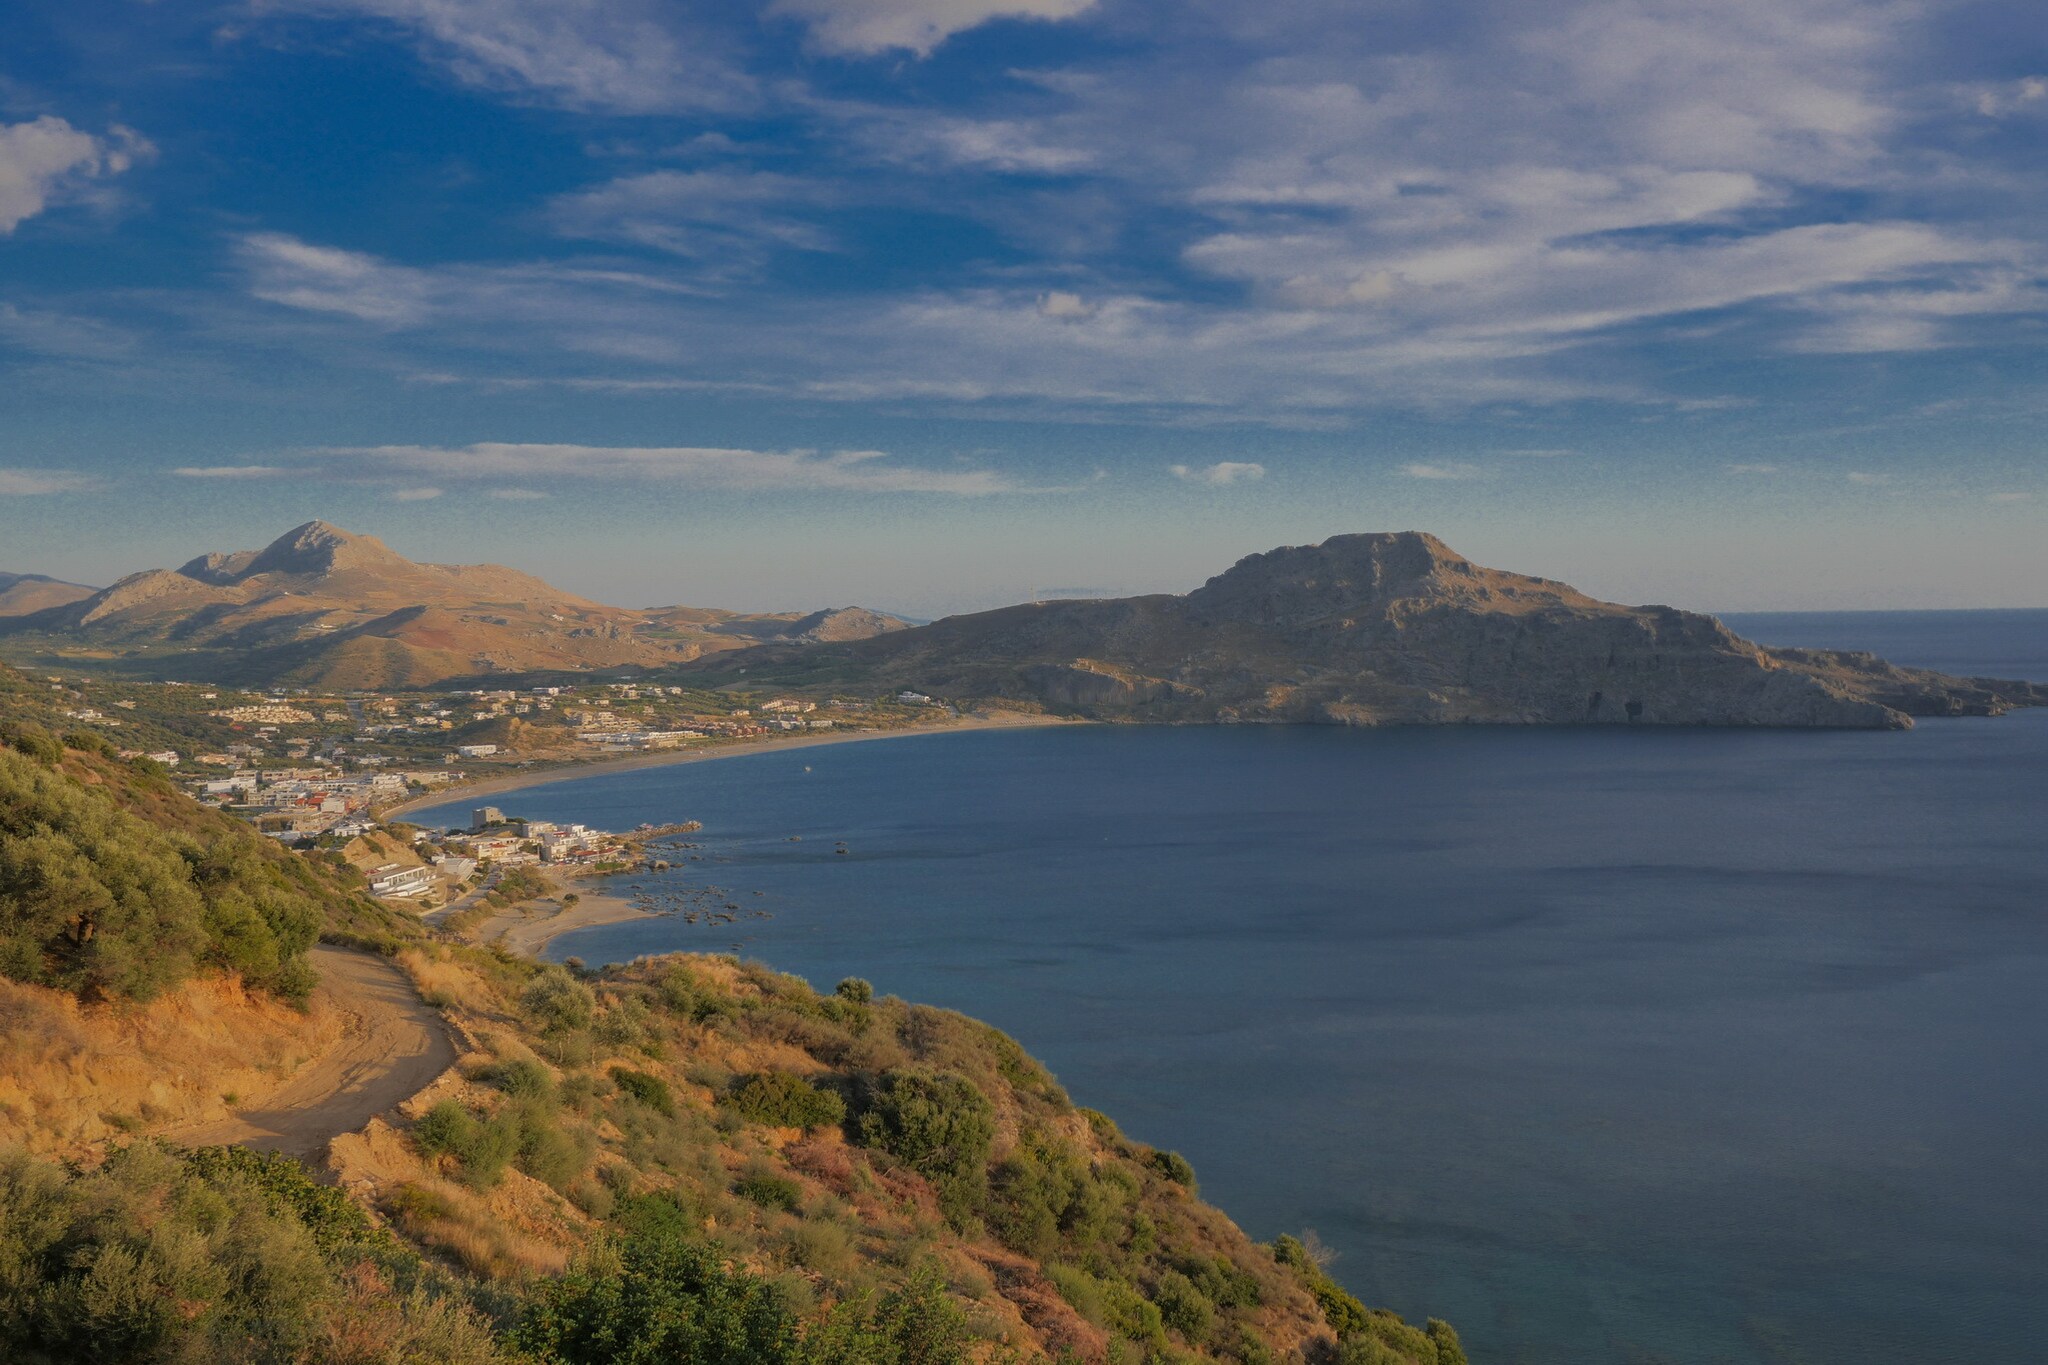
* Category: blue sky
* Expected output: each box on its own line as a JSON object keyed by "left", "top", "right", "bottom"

{"left": 1, "top": 0, "right": 2043, "bottom": 615}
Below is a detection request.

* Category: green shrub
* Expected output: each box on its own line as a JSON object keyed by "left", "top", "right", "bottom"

{"left": 724, "top": 1072, "right": 847, "bottom": 1131}
{"left": 3, "top": 722, "right": 63, "bottom": 766}
{"left": 855, "top": 1070, "right": 993, "bottom": 1183}
{"left": 610, "top": 1068, "right": 676, "bottom": 1117}
{"left": 480, "top": 1057, "right": 556, "bottom": 1099}
{"left": 1151, "top": 1268, "right": 1214, "bottom": 1342}
{"left": 512, "top": 1232, "right": 800, "bottom": 1365}
{"left": 522, "top": 966, "right": 596, "bottom": 1035}
{"left": 799, "top": 1266, "right": 972, "bottom": 1365}
{"left": 855, "top": 1069, "right": 995, "bottom": 1229}
{"left": 413, "top": 1101, "right": 518, "bottom": 1189}
{"left": 835, "top": 977, "right": 874, "bottom": 1005}
{"left": 1150, "top": 1148, "right": 1198, "bottom": 1191}
{"left": 736, "top": 1170, "right": 804, "bottom": 1213}
{"left": 62, "top": 730, "right": 114, "bottom": 757}
{"left": 1427, "top": 1318, "right": 1468, "bottom": 1365}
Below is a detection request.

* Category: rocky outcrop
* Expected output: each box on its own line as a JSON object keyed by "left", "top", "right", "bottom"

{"left": 689, "top": 532, "right": 2043, "bottom": 730}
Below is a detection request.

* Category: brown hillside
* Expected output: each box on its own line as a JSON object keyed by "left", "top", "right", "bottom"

{"left": 685, "top": 531, "right": 2047, "bottom": 729}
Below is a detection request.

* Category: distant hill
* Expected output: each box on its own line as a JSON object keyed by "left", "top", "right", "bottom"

{"left": 685, "top": 531, "right": 2048, "bottom": 729}
{"left": 0, "top": 521, "right": 911, "bottom": 689}
{"left": 0, "top": 571, "right": 96, "bottom": 618}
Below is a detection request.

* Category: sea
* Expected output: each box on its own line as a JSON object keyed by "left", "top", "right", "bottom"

{"left": 412, "top": 609, "right": 2048, "bottom": 1365}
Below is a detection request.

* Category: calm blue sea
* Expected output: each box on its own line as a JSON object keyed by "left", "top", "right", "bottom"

{"left": 415, "top": 610, "right": 2048, "bottom": 1365}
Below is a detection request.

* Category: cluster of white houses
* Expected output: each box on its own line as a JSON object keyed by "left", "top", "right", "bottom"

{"left": 185, "top": 764, "right": 462, "bottom": 843}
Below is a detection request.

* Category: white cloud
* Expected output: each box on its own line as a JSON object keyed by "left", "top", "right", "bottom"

{"left": 546, "top": 169, "right": 832, "bottom": 264}
{"left": 1498, "top": 448, "right": 1573, "bottom": 458}
{"left": 0, "top": 468, "right": 99, "bottom": 496}
{"left": 1726, "top": 462, "right": 1780, "bottom": 474}
{"left": 312, "top": 442, "right": 1036, "bottom": 495}
{"left": 769, "top": 0, "right": 1095, "bottom": 57}
{"left": 282, "top": 0, "right": 750, "bottom": 113}
{"left": 1038, "top": 291, "right": 1095, "bottom": 319}
{"left": 1169, "top": 460, "right": 1265, "bottom": 486}
{"left": 1987, "top": 490, "right": 2032, "bottom": 503}
{"left": 488, "top": 487, "right": 551, "bottom": 500}
{"left": 1400, "top": 461, "right": 1481, "bottom": 480}
{"left": 173, "top": 465, "right": 286, "bottom": 479}
{"left": 237, "top": 233, "right": 436, "bottom": 324}
{"left": 0, "top": 117, "right": 150, "bottom": 234}
{"left": 1845, "top": 470, "right": 1889, "bottom": 485}
{"left": 389, "top": 485, "right": 446, "bottom": 500}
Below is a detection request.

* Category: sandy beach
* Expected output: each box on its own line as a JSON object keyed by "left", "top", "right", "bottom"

{"left": 460, "top": 888, "right": 658, "bottom": 957}
{"left": 385, "top": 710, "right": 1076, "bottom": 821}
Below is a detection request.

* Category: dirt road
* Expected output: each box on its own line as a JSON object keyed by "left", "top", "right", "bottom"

{"left": 161, "top": 945, "right": 457, "bottom": 1158}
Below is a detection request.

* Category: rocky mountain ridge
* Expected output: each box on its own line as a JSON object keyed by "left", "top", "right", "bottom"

{"left": 0, "top": 522, "right": 910, "bottom": 689}
{"left": 687, "top": 532, "right": 2046, "bottom": 729}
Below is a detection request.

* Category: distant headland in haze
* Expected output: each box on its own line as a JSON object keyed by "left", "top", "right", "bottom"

{"left": 2, "top": 521, "right": 2041, "bottom": 729}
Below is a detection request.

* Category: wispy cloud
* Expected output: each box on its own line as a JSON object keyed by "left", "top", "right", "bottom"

{"left": 1169, "top": 460, "right": 1265, "bottom": 486}
{"left": 768, "top": 0, "right": 1096, "bottom": 57}
{"left": 1726, "top": 463, "right": 1781, "bottom": 474}
{"left": 1846, "top": 470, "right": 1890, "bottom": 485}
{"left": 173, "top": 465, "right": 286, "bottom": 479}
{"left": 308, "top": 442, "right": 1040, "bottom": 495}
{"left": 273, "top": 0, "right": 752, "bottom": 114}
{"left": 1400, "top": 461, "right": 1482, "bottom": 480}
{"left": 389, "top": 485, "right": 445, "bottom": 501}
{"left": 0, "top": 468, "right": 100, "bottom": 496}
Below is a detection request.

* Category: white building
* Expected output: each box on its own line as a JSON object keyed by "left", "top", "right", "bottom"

{"left": 367, "top": 864, "right": 435, "bottom": 898}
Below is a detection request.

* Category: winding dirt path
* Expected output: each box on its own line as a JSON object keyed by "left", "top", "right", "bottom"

{"left": 161, "top": 945, "right": 457, "bottom": 1158}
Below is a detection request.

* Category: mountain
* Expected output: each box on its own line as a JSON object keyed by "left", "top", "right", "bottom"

{"left": 684, "top": 531, "right": 2047, "bottom": 729}
{"left": 0, "top": 522, "right": 910, "bottom": 689}
{"left": 0, "top": 571, "right": 96, "bottom": 618}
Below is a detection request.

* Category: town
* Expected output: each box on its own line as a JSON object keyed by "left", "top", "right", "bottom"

{"left": 1, "top": 665, "right": 952, "bottom": 906}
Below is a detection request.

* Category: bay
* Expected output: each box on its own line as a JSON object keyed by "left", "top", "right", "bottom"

{"left": 412, "top": 610, "right": 2048, "bottom": 1365}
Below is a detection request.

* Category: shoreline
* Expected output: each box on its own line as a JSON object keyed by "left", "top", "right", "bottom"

{"left": 460, "top": 887, "right": 659, "bottom": 957}
{"left": 384, "top": 711, "right": 1077, "bottom": 821}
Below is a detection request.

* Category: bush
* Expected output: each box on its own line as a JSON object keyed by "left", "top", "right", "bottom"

{"left": 610, "top": 1068, "right": 675, "bottom": 1117}
{"left": 413, "top": 1101, "right": 518, "bottom": 1189}
{"left": 835, "top": 977, "right": 874, "bottom": 1005}
{"left": 736, "top": 1170, "right": 803, "bottom": 1213}
{"left": 3, "top": 722, "right": 63, "bottom": 766}
{"left": 855, "top": 1070, "right": 993, "bottom": 1183}
{"left": 1151, "top": 1269, "right": 1214, "bottom": 1343}
{"left": 512, "top": 1233, "right": 800, "bottom": 1365}
{"left": 521, "top": 967, "right": 596, "bottom": 1035}
{"left": 480, "top": 1058, "right": 556, "bottom": 1099}
{"left": 1150, "top": 1149, "right": 1198, "bottom": 1191}
{"left": 723, "top": 1073, "right": 847, "bottom": 1131}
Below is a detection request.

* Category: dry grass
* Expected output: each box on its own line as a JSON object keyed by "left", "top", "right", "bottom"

{"left": 0, "top": 972, "right": 346, "bottom": 1157}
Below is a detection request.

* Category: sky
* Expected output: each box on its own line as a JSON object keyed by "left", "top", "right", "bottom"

{"left": 1, "top": 0, "right": 2043, "bottom": 616}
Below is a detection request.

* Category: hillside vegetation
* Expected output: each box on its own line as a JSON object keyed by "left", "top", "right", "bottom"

{"left": 0, "top": 719, "right": 405, "bottom": 1003}
{"left": 0, "top": 672, "right": 1470, "bottom": 1364}
{"left": 0, "top": 943, "right": 1469, "bottom": 1364}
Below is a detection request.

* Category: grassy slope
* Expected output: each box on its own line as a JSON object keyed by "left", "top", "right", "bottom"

{"left": 0, "top": 668, "right": 1468, "bottom": 1365}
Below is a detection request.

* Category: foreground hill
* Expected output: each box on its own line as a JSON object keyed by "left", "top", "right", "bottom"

{"left": 0, "top": 668, "right": 1468, "bottom": 1364}
{"left": 0, "top": 572, "right": 96, "bottom": 618}
{"left": 687, "top": 532, "right": 2046, "bottom": 729}
{"left": 0, "top": 521, "right": 910, "bottom": 689}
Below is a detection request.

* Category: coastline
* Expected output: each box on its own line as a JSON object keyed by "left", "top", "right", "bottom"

{"left": 384, "top": 710, "right": 1077, "bottom": 820}
{"left": 463, "top": 887, "right": 658, "bottom": 957}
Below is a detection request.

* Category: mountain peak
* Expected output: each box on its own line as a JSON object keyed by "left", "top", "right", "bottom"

{"left": 238, "top": 521, "right": 407, "bottom": 580}
{"left": 1187, "top": 530, "right": 1480, "bottom": 622}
